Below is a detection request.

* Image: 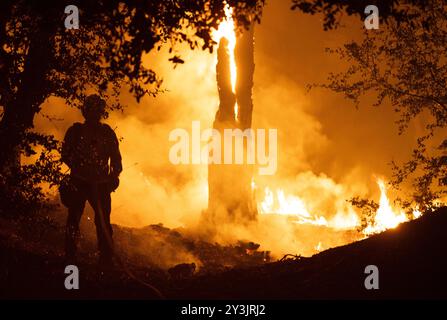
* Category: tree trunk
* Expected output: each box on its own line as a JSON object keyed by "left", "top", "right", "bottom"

{"left": 0, "top": 38, "right": 50, "bottom": 173}
{"left": 235, "top": 24, "right": 255, "bottom": 129}
{"left": 206, "top": 24, "right": 257, "bottom": 224}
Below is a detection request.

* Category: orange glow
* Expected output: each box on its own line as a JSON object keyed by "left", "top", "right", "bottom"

{"left": 315, "top": 241, "right": 323, "bottom": 252}
{"left": 212, "top": 5, "right": 238, "bottom": 120}
{"left": 329, "top": 209, "right": 360, "bottom": 229}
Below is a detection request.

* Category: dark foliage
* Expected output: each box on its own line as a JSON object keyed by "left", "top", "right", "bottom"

{"left": 291, "top": 0, "right": 429, "bottom": 30}
{"left": 300, "top": 0, "right": 447, "bottom": 208}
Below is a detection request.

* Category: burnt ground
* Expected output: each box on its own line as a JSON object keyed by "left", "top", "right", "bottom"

{"left": 1, "top": 206, "right": 447, "bottom": 299}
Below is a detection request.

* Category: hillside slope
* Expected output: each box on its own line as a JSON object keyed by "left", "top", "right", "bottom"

{"left": 1, "top": 208, "right": 446, "bottom": 299}
{"left": 171, "top": 208, "right": 447, "bottom": 299}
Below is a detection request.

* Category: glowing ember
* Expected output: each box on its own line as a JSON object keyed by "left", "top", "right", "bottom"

{"left": 212, "top": 5, "right": 238, "bottom": 120}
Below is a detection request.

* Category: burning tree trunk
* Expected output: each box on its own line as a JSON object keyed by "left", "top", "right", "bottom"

{"left": 234, "top": 24, "right": 256, "bottom": 221}
{"left": 207, "top": 24, "right": 257, "bottom": 223}
{"left": 235, "top": 25, "right": 255, "bottom": 129}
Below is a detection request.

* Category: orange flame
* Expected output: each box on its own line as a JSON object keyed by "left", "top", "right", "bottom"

{"left": 258, "top": 187, "right": 329, "bottom": 226}
{"left": 256, "top": 178, "right": 423, "bottom": 234}
{"left": 363, "top": 178, "right": 421, "bottom": 235}
{"left": 212, "top": 5, "right": 238, "bottom": 120}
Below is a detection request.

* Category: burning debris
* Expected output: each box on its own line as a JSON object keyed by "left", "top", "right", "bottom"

{"left": 113, "top": 222, "right": 271, "bottom": 273}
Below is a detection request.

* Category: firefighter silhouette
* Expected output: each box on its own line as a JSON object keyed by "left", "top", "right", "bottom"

{"left": 60, "top": 94, "right": 122, "bottom": 267}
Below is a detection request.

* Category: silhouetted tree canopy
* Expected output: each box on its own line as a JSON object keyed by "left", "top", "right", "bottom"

{"left": 291, "top": 0, "right": 430, "bottom": 30}
{"left": 304, "top": 0, "right": 447, "bottom": 210}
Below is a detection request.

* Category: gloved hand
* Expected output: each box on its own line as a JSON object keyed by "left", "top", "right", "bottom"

{"left": 107, "top": 174, "right": 120, "bottom": 192}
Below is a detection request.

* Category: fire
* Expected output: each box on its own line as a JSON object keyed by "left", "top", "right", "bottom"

{"left": 258, "top": 187, "right": 328, "bottom": 226}
{"left": 363, "top": 178, "right": 410, "bottom": 235}
{"left": 329, "top": 209, "right": 360, "bottom": 229}
{"left": 257, "top": 178, "right": 423, "bottom": 235}
{"left": 212, "top": 5, "right": 238, "bottom": 120}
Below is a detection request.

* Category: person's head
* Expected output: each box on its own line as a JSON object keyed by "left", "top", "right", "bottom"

{"left": 81, "top": 94, "right": 106, "bottom": 123}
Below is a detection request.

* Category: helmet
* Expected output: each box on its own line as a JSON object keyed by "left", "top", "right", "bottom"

{"left": 81, "top": 94, "right": 106, "bottom": 120}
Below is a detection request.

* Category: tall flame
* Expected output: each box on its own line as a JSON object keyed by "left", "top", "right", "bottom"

{"left": 363, "top": 178, "right": 409, "bottom": 235}
{"left": 212, "top": 5, "right": 238, "bottom": 120}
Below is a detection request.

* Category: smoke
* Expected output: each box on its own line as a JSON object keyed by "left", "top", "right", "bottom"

{"left": 32, "top": 0, "right": 424, "bottom": 264}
